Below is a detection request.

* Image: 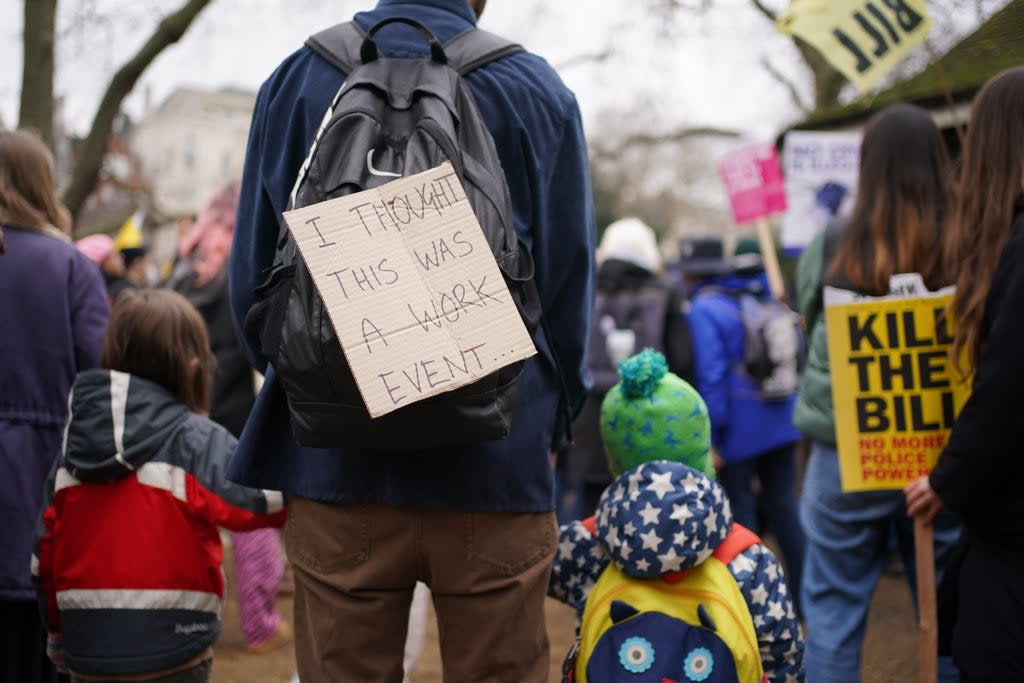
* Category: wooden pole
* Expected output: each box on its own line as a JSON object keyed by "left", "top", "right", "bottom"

{"left": 915, "top": 516, "right": 938, "bottom": 683}
{"left": 755, "top": 217, "right": 786, "bottom": 300}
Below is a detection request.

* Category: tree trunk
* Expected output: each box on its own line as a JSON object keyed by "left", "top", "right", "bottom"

{"left": 62, "top": 0, "right": 212, "bottom": 226}
{"left": 795, "top": 38, "right": 848, "bottom": 110}
{"left": 19, "top": 0, "right": 58, "bottom": 150}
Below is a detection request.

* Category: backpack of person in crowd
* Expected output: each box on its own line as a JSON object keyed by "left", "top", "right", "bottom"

{"left": 736, "top": 293, "right": 805, "bottom": 400}
{"left": 587, "top": 287, "right": 671, "bottom": 395}
{"left": 566, "top": 518, "right": 766, "bottom": 683}
{"left": 244, "top": 19, "right": 549, "bottom": 449}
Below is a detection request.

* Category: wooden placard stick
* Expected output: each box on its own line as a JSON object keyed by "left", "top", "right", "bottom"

{"left": 915, "top": 516, "right": 938, "bottom": 683}
{"left": 755, "top": 217, "right": 786, "bottom": 301}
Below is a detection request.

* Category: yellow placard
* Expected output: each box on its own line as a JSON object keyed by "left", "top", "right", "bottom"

{"left": 825, "top": 292, "right": 970, "bottom": 492}
{"left": 778, "top": 0, "right": 932, "bottom": 91}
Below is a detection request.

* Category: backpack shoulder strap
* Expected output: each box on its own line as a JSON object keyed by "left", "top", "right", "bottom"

{"left": 712, "top": 523, "right": 761, "bottom": 565}
{"left": 443, "top": 27, "right": 525, "bottom": 75}
{"left": 306, "top": 21, "right": 366, "bottom": 74}
{"left": 305, "top": 23, "right": 524, "bottom": 76}
{"left": 581, "top": 515, "right": 598, "bottom": 537}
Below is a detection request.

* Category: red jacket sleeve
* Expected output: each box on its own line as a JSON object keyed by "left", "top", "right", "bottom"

{"left": 33, "top": 464, "right": 62, "bottom": 633}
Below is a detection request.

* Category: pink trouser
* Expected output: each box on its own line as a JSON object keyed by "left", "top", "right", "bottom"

{"left": 231, "top": 528, "right": 284, "bottom": 647}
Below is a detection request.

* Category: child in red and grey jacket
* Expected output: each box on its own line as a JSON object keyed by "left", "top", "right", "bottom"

{"left": 33, "top": 289, "right": 286, "bottom": 682}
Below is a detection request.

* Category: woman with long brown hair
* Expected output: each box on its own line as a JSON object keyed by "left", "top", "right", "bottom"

{"left": 0, "top": 129, "right": 109, "bottom": 683}
{"left": 906, "top": 66, "right": 1024, "bottom": 682}
{"left": 794, "top": 104, "right": 961, "bottom": 683}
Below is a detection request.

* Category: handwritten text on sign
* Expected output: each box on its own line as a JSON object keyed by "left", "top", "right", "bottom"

{"left": 825, "top": 284, "right": 969, "bottom": 492}
{"left": 283, "top": 162, "right": 536, "bottom": 418}
{"left": 779, "top": 0, "right": 931, "bottom": 92}
{"left": 717, "top": 143, "right": 787, "bottom": 224}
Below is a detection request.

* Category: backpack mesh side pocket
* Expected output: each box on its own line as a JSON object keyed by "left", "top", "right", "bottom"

{"left": 244, "top": 265, "right": 296, "bottom": 365}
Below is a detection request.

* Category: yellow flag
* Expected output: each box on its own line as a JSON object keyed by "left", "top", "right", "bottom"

{"left": 778, "top": 0, "right": 932, "bottom": 92}
{"left": 113, "top": 210, "right": 145, "bottom": 251}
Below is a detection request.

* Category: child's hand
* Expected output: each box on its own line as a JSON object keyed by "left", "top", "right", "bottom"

{"left": 904, "top": 475, "right": 943, "bottom": 525}
{"left": 46, "top": 633, "right": 68, "bottom": 674}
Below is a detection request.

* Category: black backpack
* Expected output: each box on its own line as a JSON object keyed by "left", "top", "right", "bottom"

{"left": 587, "top": 287, "right": 671, "bottom": 394}
{"left": 244, "top": 19, "right": 545, "bottom": 450}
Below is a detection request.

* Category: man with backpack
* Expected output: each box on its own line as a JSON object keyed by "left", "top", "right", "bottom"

{"left": 685, "top": 236, "right": 806, "bottom": 611}
{"left": 227, "top": 1, "right": 596, "bottom": 681}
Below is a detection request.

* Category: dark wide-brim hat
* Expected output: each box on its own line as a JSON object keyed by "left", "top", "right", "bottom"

{"left": 678, "top": 235, "right": 730, "bottom": 277}
{"left": 120, "top": 245, "right": 149, "bottom": 268}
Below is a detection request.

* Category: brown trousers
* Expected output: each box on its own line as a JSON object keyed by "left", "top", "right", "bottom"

{"left": 284, "top": 498, "right": 557, "bottom": 683}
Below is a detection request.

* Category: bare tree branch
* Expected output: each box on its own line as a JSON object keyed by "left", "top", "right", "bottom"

{"left": 760, "top": 57, "right": 810, "bottom": 114}
{"left": 19, "top": 0, "right": 58, "bottom": 149}
{"left": 750, "top": 0, "right": 778, "bottom": 22}
{"left": 590, "top": 125, "right": 741, "bottom": 160}
{"left": 63, "top": 0, "right": 212, "bottom": 225}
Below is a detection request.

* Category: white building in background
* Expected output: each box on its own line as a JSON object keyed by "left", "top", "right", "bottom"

{"left": 129, "top": 87, "right": 255, "bottom": 217}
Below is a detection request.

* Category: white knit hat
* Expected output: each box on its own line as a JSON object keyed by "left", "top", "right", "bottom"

{"left": 598, "top": 217, "right": 661, "bottom": 273}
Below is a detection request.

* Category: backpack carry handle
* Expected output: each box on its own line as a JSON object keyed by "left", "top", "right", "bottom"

{"left": 360, "top": 17, "right": 448, "bottom": 65}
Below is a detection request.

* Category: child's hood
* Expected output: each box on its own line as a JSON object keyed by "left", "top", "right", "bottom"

{"left": 62, "top": 368, "right": 191, "bottom": 483}
{"left": 594, "top": 461, "right": 733, "bottom": 578}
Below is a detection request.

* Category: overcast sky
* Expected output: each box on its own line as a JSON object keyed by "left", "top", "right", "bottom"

{"left": 0, "top": 0, "right": 814, "bottom": 143}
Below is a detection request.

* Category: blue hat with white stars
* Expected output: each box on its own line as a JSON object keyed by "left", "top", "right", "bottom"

{"left": 600, "top": 349, "right": 714, "bottom": 478}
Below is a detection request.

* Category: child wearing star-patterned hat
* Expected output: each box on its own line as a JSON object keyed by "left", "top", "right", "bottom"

{"left": 548, "top": 350, "right": 805, "bottom": 682}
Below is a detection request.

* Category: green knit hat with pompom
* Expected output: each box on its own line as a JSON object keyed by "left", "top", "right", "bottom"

{"left": 599, "top": 349, "right": 714, "bottom": 478}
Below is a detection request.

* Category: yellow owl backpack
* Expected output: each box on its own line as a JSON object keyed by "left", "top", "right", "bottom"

{"left": 569, "top": 519, "right": 766, "bottom": 683}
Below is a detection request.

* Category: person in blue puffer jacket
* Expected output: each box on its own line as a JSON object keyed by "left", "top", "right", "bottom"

{"left": 685, "top": 238, "right": 805, "bottom": 611}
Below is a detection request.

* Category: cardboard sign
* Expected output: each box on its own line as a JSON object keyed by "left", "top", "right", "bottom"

{"left": 283, "top": 162, "right": 536, "bottom": 418}
{"left": 781, "top": 131, "right": 861, "bottom": 251}
{"left": 778, "top": 0, "right": 932, "bottom": 92}
{"left": 825, "top": 275, "right": 970, "bottom": 492}
{"left": 717, "top": 143, "right": 787, "bottom": 224}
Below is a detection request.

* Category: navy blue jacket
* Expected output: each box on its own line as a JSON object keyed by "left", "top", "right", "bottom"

{"left": 0, "top": 225, "right": 109, "bottom": 600}
{"left": 227, "top": 0, "right": 596, "bottom": 511}
{"left": 688, "top": 272, "right": 801, "bottom": 464}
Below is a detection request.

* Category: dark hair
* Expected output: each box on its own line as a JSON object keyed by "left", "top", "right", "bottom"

{"left": 947, "top": 66, "right": 1024, "bottom": 377}
{"left": 0, "top": 129, "right": 71, "bottom": 234}
{"left": 100, "top": 289, "right": 211, "bottom": 413}
{"left": 829, "top": 104, "right": 953, "bottom": 294}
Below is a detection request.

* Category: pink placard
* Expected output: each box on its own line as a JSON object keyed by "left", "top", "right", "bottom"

{"left": 717, "top": 143, "right": 788, "bottom": 224}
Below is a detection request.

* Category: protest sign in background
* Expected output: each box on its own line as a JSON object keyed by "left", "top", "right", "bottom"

{"left": 283, "top": 162, "right": 536, "bottom": 418}
{"left": 778, "top": 0, "right": 932, "bottom": 92}
{"left": 717, "top": 143, "right": 787, "bottom": 225}
{"left": 717, "top": 143, "right": 788, "bottom": 298}
{"left": 825, "top": 277, "right": 969, "bottom": 492}
{"left": 781, "top": 130, "right": 861, "bottom": 251}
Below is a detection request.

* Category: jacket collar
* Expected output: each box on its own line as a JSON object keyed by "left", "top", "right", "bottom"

{"left": 376, "top": 0, "right": 477, "bottom": 24}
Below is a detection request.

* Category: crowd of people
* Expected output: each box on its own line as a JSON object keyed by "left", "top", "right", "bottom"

{"left": 1, "top": 1, "right": 1023, "bottom": 682}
